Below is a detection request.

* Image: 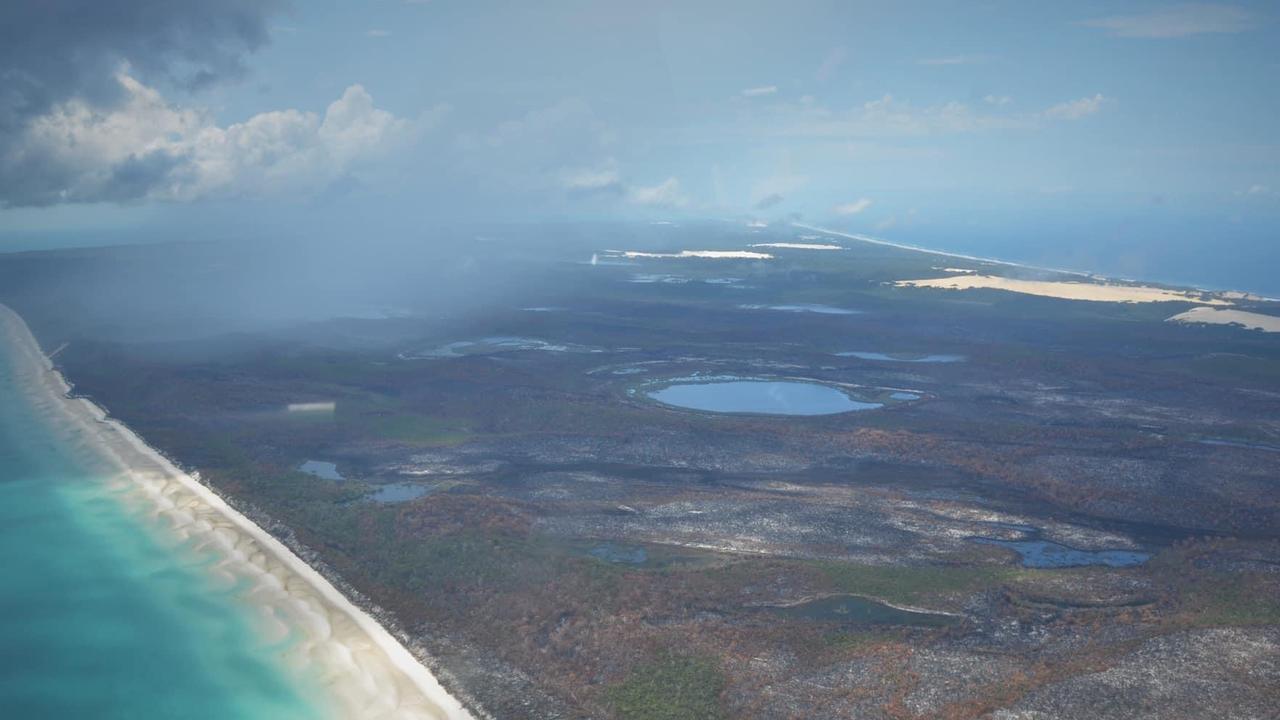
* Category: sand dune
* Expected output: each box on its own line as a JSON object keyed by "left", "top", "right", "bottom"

{"left": 611, "top": 249, "right": 773, "bottom": 259}
{"left": 893, "top": 275, "right": 1232, "bottom": 305}
{"left": 0, "top": 305, "right": 475, "bottom": 720}
{"left": 749, "top": 242, "right": 843, "bottom": 250}
{"left": 1167, "top": 307, "right": 1280, "bottom": 332}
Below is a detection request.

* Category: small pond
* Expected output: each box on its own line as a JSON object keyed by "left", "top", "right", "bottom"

{"left": 298, "top": 460, "right": 343, "bottom": 481}
{"left": 769, "top": 594, "right": 958, "bottom": 628}
{"left": 587, "top": 543, "right": 649, "bottom": 565}
{"left": 646, "top": 379, "right": 880, "bottom": 416}
{"left": 972, "top": 537, "right": 1149, "bottom": 568}
{"left": 837, "top": 351, "right": 965, "bottom": 363}
{"left": 405, "top": 336, "right": 601, "bottom": 359}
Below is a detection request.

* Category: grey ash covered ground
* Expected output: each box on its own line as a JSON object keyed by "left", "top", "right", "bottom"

{"left": 2, "top": 221, "right": 1278, "bottom": 719}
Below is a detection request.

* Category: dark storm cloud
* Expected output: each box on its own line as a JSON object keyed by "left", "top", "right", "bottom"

{"left": 0, "top": 0, "right": 284, "bottom": 134}
{"left": 100, "top": 150, "right": 191, "bottom": 204}
{"left": 0, "top": 1, "right": 284, "bottom": 207}
{"left": 755, "top": 192, "right": 785, "bottom": 210}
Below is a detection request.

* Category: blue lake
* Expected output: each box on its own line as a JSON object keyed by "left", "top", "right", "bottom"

{"left": 740, "top": 304, "right": 862, "bottom": 315}
{"left": 768, "top": 595, "right": 958, "bottom": 628}
{"left": 973, "top": 538, "right": 1149, "bottom": 568}
{"left": 647, "top": 380, "right": 880, "bottom": 415}
{"left": 837, "top": 352, "right": 965, "bottom": 363}
{"left": 298, "top": 460, "right": 343, "bottom": 480}
{"left": 587, "top": 543, "right": 648, "bottom": 565}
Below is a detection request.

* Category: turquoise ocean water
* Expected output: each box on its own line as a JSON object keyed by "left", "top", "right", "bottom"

{"left": 0, "top": 341, "right": 324, "bottom": 718}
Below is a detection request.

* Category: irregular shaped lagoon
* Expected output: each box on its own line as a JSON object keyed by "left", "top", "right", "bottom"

{"left": 298, "top": 460, "right": 343, "bottom": 480}
{"left": 837, "top": 351, "right": 965, "bottom": 363}
{"left": 769, "top": 595, "right": 958, "bottom": 628}
{"left": 739, "top": 303, "right": 861, "bottom": 315}
{"left": 646, "top": 379, "right": 880, "bottom": 415}
{"left": 973, "top": 538, "right": 1149, "bottom": 568}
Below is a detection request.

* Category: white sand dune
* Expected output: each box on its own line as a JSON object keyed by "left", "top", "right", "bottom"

{"left": 610, "top": 249, "right": 773, "bottom": 259}
{"left": 749, "top": 243, "right": 843, "bottom": 251}
{"left": 1167, "top": 307, "right": 1280, "bottom": 332}
{"left": 0, "top": 305, "right": 475, "bottom": 720}
{"left": 893, "top": 275, "right": 1232, "bottom": 305}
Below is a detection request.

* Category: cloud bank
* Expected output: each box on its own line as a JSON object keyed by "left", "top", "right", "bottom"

{"left": 2, "top": 74, "right": 420, "bottom": 206}
{"left": 1084, "top": 4, "right": 1251, "bottom": 38}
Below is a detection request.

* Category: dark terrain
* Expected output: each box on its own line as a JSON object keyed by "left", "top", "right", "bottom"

{"left": 3, "top": 221, "right": 1278, "bottom": 719}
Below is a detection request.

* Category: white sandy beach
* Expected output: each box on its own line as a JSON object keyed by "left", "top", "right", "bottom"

{"left": 1167, "top": 307, "right": 1280, "bottom": 332}
{"left": 749, "top": 242, "right": 843, "bottom": 251}
{"left": 0, "top": 304, "right": 475, "bottom": 720}
{"left": 793, "top": 222, "right": 1278, "bottom": 304}
{"left": 794, "top": 223, "right": 1098, "bottom": 278}
{"left": 893, "top": 274, "right": 1232, "bottom": 305}
{"left": 611, "top": 249, "right": 774, "bottom": 260}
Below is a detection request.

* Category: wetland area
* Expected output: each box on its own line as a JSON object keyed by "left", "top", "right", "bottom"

{"left": 3, "top": 220, "right": 1278, "bottom": 720}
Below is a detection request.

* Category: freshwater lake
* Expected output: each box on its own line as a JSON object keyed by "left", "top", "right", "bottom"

{"left": 769, "top": 595, "right": 958, "bottom": 628}
{"left": 646, "top": 379, "right": 880, "bottom": 415}
{"left": 972, "top": 537, "right": 1149, "bottom": 568}
{"left": 837, "top": 351, "right": 965, "bottom": 363}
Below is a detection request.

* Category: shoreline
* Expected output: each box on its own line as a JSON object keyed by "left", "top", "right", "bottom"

{"left": 0, "top": 303, "right": 476, "bottom": 720}
{"left": 793, "top": 222, "right": 1280, "bottom": 300}
{"left": 792, "top": 222, "right": 1093, "bottom": 278}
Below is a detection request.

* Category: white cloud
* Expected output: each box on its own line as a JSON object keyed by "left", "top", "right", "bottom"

{"left": 741, "top": 85, "right": 778, "bottom": 98}
{"left": 1237, "top": 184, "right": 1275, "bottom": 197}
{"left": 628, "top": 177, "right": 686, "bottom": 208}
{"left": 3, "top": 73, "right": 421, "bottom": 204}
{"left": 1083, "top": 4, "right": 1251, "bottom": 38}
{"left": 983, "top": 95, "right": 1013, "bottom": 106}
{"left": 762, "top": 94, "right": 1030, "bottom": 139}
{"left": 833, "top": 197, "right": 873, "bottom": 215}
{"left": 365, "top": 29, "right": 392, "bottom": 38}
{"left": 561, "top": 161, "right": 622, "bottom": 192}
{"left": 1042, "top": 93, "right": 1106, "bottom": 120}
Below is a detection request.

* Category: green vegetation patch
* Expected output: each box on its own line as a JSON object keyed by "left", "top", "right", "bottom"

{"left": 1176, "top": 573, "right": 1280, "bottom": 627}
{"left": 818, "top": 561, "right": 1013, "bottom": 605}
{"left": 359, "top": 412, "right": 471, "bottom": 445}
{"left": 606, "top": 652, "right": 726, "bottom": 720}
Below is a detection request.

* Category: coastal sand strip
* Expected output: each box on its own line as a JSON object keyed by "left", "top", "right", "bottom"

{"left": 791, "top": 222, "right": 1079, "bottom": 273}
{"left": 0, "top": 304, "right": 475, "bottom": 720}
{"left": 1167, "top": 306, "right": 1280, "bottom": 332}
{"left": 893, "top": 275, "right": 1231, "bottom": 305}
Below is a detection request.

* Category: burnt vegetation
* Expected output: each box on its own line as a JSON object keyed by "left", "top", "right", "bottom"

{"left": 4, "top": 223, "right": 1279, "bottom": 719}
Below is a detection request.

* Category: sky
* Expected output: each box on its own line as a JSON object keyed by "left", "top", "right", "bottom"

{"left": 1, "top": 1, "right": 1278, "bottom": 290}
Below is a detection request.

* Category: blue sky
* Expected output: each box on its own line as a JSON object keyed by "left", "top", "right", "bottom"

{"left": 1, "top": 1, "right": 1277, "bottom": 289}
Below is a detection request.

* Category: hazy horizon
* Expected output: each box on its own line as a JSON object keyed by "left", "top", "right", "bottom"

{"left": 2, "top": 2, "right": 1279, "bottom": 293}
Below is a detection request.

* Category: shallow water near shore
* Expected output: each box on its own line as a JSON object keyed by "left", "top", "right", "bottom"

{"left": 0, "top": 344, "right": 325, "bottom": 718}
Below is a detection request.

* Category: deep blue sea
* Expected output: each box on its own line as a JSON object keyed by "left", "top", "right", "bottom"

{"left": 0, "top": 342, "right": 323, "bottom": 718}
